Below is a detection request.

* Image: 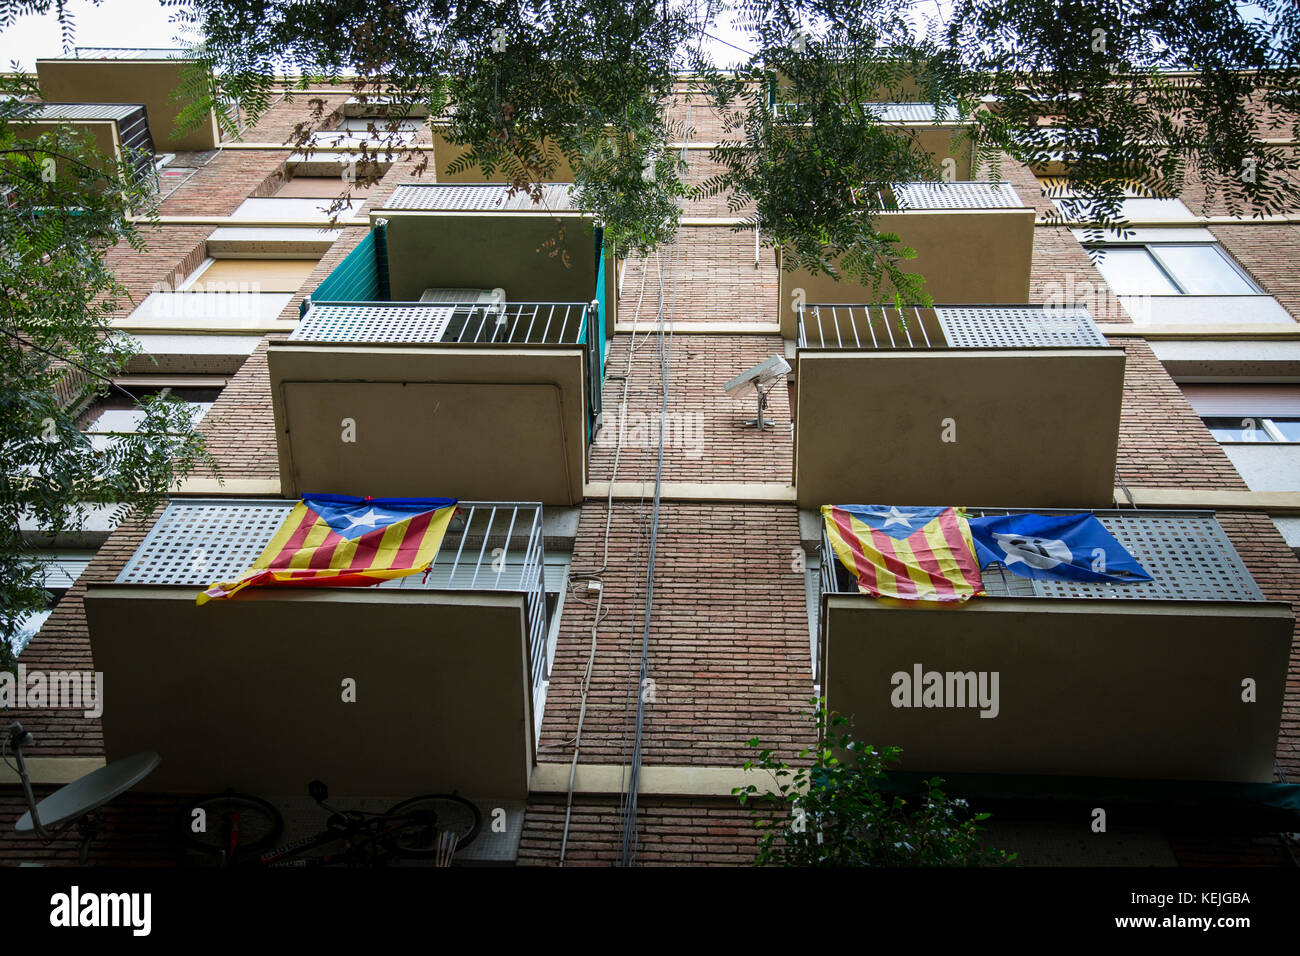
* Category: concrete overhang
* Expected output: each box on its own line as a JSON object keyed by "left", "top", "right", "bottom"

{"left": 13, "top": 115, "right": 122, "bottom": 172}
{"left": 267, "top": 343, "right": 587, "bottom": 505}
{"left": 777, "top": 207, "right": 1035, "bottom": 337}
{"left": 430, "top": 121, "right": 576, "bottom": 182}
{"left": 820, "top": 596, "right": 1294, "bottom": 783}
{"left": 375, "top": 207, "right": 617, "bottom": 334}
{"left": 36, "top": 58, "right": 220, "bottom": 151}
{"left": 908, "top": 123, "right": 975, "bottom": 180}
{"left": 84, "top": 585, "right": 534, "bottom": 797}
{"left": 794, "top": 347, "right": 1125, "bottom": 508}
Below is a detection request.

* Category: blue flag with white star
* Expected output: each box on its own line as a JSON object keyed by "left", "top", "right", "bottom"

{"left": 967, "top": 513, "right": 1153, "bottom": 584}
{"left": 301, "top": 494, "right": 458, "bottom": 539}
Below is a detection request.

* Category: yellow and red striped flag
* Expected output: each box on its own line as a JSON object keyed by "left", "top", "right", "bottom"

{"left": 197, "top": 494, "right": 458, "bottom": 605}
{"left": 822, "top": 505, "right": 984, "bottom": 602}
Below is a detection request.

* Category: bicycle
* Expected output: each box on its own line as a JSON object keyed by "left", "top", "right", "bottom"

{"left": 181, "top": 780, "right": 482, "bottom": 867}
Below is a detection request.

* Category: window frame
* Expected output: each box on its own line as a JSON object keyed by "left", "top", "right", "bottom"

{"left": 1089, "top": 241, "right": 1262, "bottom": 296}
{"left": 1202, "top": 415, "right": 1300, "bottom": 444}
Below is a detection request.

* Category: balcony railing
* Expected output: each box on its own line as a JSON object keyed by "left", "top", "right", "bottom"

{"left": 775, "top": 102, "right": 962, "bottom": 123}
{"left": 796, "top": 304, "right": 1109, "bottom": 350}
{"left": 820, "top": 509, "right": 1265, "bottom": 602}
{"left": 118, "top": 498, "right": 553, "bottom": 718}
{"left": 816, "top": 508, "right": 1267, "bottom": 686}
{"left": 71, "top": 46, "right": 192, "bottom": 59}
{"left": 888, "top": 181, "right": 1024, "bottom": 210}
{"left": 381, "top": 182, "right": 577, "bottom": 212}
{"left": 291, "top": 299, "right": 603, "bottom": 428}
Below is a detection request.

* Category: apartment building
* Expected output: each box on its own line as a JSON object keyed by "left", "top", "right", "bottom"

{"left": 2, "top": 51, "right": 1298, "bottom": 867}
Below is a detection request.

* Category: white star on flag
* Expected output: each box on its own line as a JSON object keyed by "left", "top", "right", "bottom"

{"left": 869, "top": 506, "right": 911, "bottom": 529}
{"left": 344, "top": 508, "right": 381, "bottom": 531}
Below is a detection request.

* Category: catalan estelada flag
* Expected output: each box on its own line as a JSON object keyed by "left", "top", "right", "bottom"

{"left": 822, "top": 505, "right": 984, "bottom": 602}
{"left": 197, "top": 494, "right": 458, "bottom": 605}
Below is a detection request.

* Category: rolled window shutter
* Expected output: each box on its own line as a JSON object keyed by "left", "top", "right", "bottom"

{"left": 1181, "top": 385, "right": 1300, "bottom": 417}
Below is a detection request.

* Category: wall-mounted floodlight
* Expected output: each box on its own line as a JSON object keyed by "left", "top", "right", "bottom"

{"left": 723, "top": 355, "right": 791, "bottom": 430}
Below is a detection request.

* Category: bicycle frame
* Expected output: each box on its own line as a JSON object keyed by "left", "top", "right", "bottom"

{"left": 240, "top": 808, "right": 436, "bottom": 867}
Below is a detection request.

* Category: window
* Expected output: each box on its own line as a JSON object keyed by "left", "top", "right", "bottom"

{"left": 274, "top": 176, "right": 377, "bottom": 199}
{"left": 8, "top": 551, "right": 94, "bottom": 656}
{"left": 1183, "top": 385, "right": 1300, "bottom": 444}
{"left": 308, "top": 117, "right": 423, "bottom": 147}
{"left": 1040, "top": 177, "right": 1195, "bottom": 222}
{"left": 80, "top": 385, "right": 221, "bottom": 451}
{"left": 231, "top": 197, "right": 363, "bottom": 220}
{"left": 184, "top": 258, "right": 321, "bottom": 294}
{"left": 1090, "top": 243, "right": 1260, "bottom": 296}
{"left": 1202, "top": 417, "right": 1300, "bottom": 443}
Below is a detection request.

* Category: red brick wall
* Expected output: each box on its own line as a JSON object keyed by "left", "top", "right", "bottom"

{"left": 101, "top": 225, "right": 211, "bottom": 314}
{"left": 591, "top": 333, "right": 793, "bottom": 484}
{"left": 7, "top": 87, "right": 1300, "bottom": 871}
{"left": 519, "top": 795, "right": 765, "bottom": 866}
{"left": 7, "top": 510, "right": 158, "bottom": 756}
{"left": 1211, "top": 224, "right": 1300, "bottom": 322}
{"left": 1218, "top": 511, "right": 1300, "bottom": 779}
{"left": 618, "top": 226, "right": 777, "bottom": 324}
{"left": 158, "top": 150, "right": 290, "bottom": 216}
{"left": 1113, "top": 338, "right": 1249, "bottom": 490}
{"left": 539, "top": 502, "right": 814, "bottom": 768}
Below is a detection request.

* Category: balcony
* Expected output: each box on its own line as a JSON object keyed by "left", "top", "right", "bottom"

{"left": 35, "top": 47, "right": 222, "bottom": 151}
{"left": 777, "top": 182, "right": 1035, "bottom": 336}
{"left": 83, "top": 499, "right": 552, "bottom": 798}
{"left": 10, "top": 103, "right": 156, "bottom": 187}
{"left": 268, "top": 190, "right": 611, "bottom": 504}
{"left": 815, "top": 509, "right": 1295, "bottom": 783}
{"left": 774, "top": 102, "right": 976, "bottom": 180}
{"left": 374, "top": 184, "right": 617, "bottom": 329}
{"left": 793, "top": 305, "right": 1125, "bottom": 508}
{"left": 270, "top": 298, "right": 600, "bottom": 504}
{"left": 429, "top": 121, "right": 575, "bottom": 183}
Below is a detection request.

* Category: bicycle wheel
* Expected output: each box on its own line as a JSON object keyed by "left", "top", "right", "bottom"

{"left": 381, "top": 793, "right": 482, "bottom": 858}
{"left": 181, "top": 792, "right": 284, "bottom": 862}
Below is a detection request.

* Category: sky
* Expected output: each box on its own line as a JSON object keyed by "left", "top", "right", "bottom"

{"left": 0, "top": 0, "right": 189, "bottom": 70}
{"left": 0, "top": 0, "right": 769, "bottom": 71}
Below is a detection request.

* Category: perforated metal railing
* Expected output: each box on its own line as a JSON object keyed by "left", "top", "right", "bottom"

{"left": 73, "top": 46, "right": 191, "bottom": 59}
{"left": 796, "top": 304, "right": 1108, "bottom": 350}
{"left": 818, "top": 510, "right": 1266, "bottom": 602}
{"left": 774, "top": 102, "right": 961, "bottom": 123}
{"left": 890, "top": 181, "right": 1025, "bottom": 210}
{"left": 291, "top": 300, "right": 592, "bottom": 346}
{"left": 117, "top": 499, "right": 553, "bottom": 709}
{"left": 290, "top": 299, "right": 602, "bottom": 431}
{"left": 382, "top": 183, "right": 576, "bottom": 211}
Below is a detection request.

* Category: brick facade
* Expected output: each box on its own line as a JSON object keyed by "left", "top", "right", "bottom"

{"left": 5, "top": 88, "right": 1299, "bottom": 869}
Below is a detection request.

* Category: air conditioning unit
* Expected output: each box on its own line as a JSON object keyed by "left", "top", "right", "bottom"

{"left": 418, "top": 288, "right": 503, "bottom": 304}
{"left": 418, "top": 289, "right": 509, "bottom": 343}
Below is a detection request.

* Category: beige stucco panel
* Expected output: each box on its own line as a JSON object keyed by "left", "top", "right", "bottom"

{"left": 382, "top": 211, "right": 598, "bottom": 306}
{"left": 778, "top": 209, "right": 1035, "bottom": 336}
{"left": 84, "top": 586, "right": 534, "bottom": 798}
{"left": 823, "top": 597, "right": 1294, "bottom": 783}
{"left": 268, "top": 345, "right": 587, "bottom": 505}
{"left": 795, "top": 348, "right": 1125, "bottom": 508}
{"left": 431, "top": 126, "right": 576, "bottom": 183}
{"left": 36, "top": 59, "right": 219, "bottom": 151}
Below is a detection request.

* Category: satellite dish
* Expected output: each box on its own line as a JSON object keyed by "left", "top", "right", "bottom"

{"left": 723, "top": 355, "right": 792, "bottom": 430}
{"left": 15, "top": 752, "right": 160, "bottom": 834}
